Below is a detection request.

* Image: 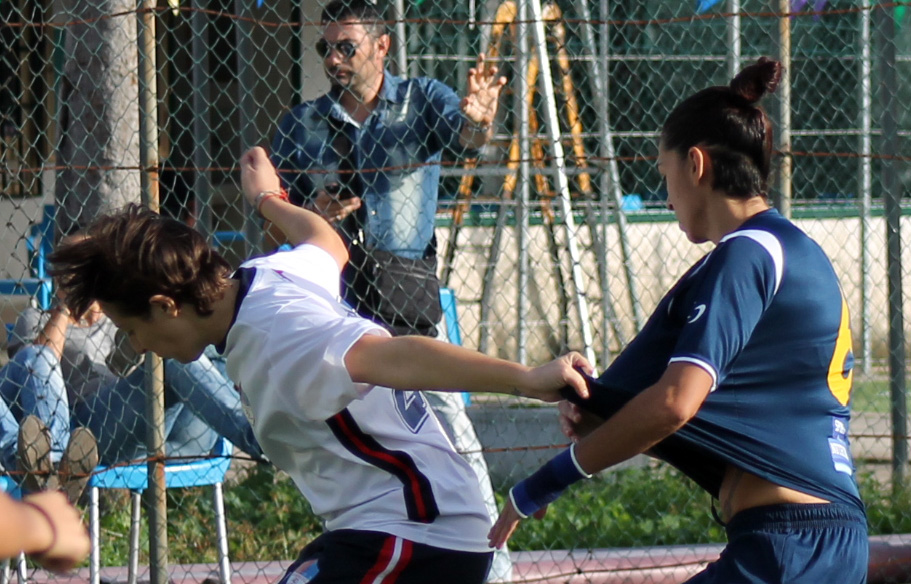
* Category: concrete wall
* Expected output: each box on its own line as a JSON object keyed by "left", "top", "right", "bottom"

{"left": 1, "top": 202, "right": 904, "bottom": 363}
{"left": 465, "top": 400, "right": 647, "bottom": 488}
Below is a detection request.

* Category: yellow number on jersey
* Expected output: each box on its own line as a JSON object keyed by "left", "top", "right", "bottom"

{"left": 827, "top": 295, "right": 854, "bottom": 406}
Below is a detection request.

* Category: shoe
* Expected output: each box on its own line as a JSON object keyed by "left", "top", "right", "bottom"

{"left": 17, "top": 415, "right": 58, "bottom": 492}
{"left": 58, "top": 426, "right": 99, "bottom": 505}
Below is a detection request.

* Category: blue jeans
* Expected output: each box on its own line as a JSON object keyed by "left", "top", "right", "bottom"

{"left": 0, "top": 393, "right": 18, "bottom": 472}
{"left": 0, "top": 345, "right": 261, "bottom": 469}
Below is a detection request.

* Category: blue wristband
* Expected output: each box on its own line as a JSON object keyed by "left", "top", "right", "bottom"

{"left": 509, "top": 444, "right": 592, "bottom": 518}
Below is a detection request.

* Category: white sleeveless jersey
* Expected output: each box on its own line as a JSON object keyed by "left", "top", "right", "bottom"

{"left": 220, "top": 244, "right": 491, "bottom": 552}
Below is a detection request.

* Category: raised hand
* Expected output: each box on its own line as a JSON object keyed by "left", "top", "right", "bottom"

{"left": 461, "top": 53, "right": 507, "bottom": 127}
{"left": 240, "top": 146, "right": 282, "bottom": 209}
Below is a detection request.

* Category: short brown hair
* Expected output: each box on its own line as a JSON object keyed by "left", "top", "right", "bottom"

{"left": 49, "top": 203, "right": 232, "bottom": 319}
{"left": 321, "top": 0, "right": 387, "bottom": 38}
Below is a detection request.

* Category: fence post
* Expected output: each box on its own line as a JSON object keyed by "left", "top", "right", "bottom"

{"left": 874, "top": 1, "right": 907, "bottom": 490}
{"left": 776, "top": 0, "right": 792, "bottom": 219}
{"left": 137, "top": 2, "right": 168, "bottom": 584}
{"left": 858, "top": 0, "right": 873, "bottom": 375}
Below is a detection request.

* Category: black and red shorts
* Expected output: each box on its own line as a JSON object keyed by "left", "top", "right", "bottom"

{"left": 278, "top": 529, "right": 493, "bottom": 584}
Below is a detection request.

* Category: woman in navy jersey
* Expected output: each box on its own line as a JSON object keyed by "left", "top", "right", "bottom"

{"left": 490, "top": 57, "right": 868, "bottom": 583}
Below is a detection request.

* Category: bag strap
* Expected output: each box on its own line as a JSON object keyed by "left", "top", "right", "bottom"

{"left": 327, "top": 114, "right": 367, "bottom": 244}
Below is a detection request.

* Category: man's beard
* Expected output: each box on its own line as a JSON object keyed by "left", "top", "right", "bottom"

{"left": 326, "top": 67, "right": 354, "bottom": 91}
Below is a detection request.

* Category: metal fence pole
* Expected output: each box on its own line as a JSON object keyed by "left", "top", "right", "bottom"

{"left": 727, "top": 0, "right": 741, "bottom": 78}
{"left": 858, "top": 0, "right": 873, "bottom": 375}
{"left": 580, "top": 0, "right": 642, "bottom": 347}
{"left": 516, "top": 0, "right": 530, "bottom": 364}
{"left": 192, "top": 0, "right": 213, "bottom": 244}
{"left": 528, "top": 0, "right": 596, "bottom": 367}
{"left": 777, "top": 0, "right": 792, "bottom": 219}
{"left": 392, "top": 0, "right": 408, "bottom": 76}
{"left": 137, "top": 3, "right": 167, "bottom": 583}
{"left": 874, "top": 1, "right": 907, "bottom": 489}
{"left": 235, "top": 0, "right": 259, "bottom": 254}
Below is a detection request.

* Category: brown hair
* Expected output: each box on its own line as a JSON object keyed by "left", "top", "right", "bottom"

{"left": 321, "top": 0, "right": 387, "bottom": 38}
{"left": 661, "top": 57, "right": 783, "bottom": 198}
{"left": 49, "top": 203, "right": 232, "bottom": 319}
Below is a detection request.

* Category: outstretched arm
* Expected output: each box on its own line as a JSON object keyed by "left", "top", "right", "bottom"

{"left": 488, "top": 362, "right": 713, "bottom": 548}
{"left": 345, "top": 334, "right": 592, "bottom": 401}
{"left": 240, "top": 147, "right": 349, "bottom": 269}
{"left": 459, "top": 53, "right": 507, "bottom": 150}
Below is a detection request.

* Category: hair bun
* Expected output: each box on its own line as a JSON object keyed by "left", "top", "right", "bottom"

{"left": 730, "top": 56, "right": 783, "bottom": 103}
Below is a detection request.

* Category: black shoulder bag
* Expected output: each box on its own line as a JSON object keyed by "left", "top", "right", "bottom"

{"left": 330, "top": 117, "right": 443, "bottom": 337}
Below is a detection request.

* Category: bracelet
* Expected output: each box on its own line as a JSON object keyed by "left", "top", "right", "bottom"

{"left": 23, "top": 500, "right": 58, "bottom": 556}
{"left": 253, "top": 189, "right": 289, "bottom": 218}
{"left": 508, "top": 444, "right": 592, "bottom": 519}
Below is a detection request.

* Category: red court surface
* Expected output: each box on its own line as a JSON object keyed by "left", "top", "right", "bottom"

{"left": 23, "top": 535, "right": 911, "bottom": 584}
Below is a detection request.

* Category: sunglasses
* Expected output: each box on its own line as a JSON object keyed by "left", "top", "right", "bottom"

{"left": 316, "top": 39, "right": 357, "bottom": 60}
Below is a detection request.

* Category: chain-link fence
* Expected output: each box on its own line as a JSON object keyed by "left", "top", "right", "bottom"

{"left": 2, "top": 0, "right": 911, "bottom": 582}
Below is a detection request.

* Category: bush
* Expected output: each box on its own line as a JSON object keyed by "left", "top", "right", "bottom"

{"left": 501, "top": 464, "right": 726, "bottom": 551}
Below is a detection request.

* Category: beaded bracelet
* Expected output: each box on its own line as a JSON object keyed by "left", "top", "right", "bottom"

{"left": 253, "top": 189, "right": 289, "bottom": 218}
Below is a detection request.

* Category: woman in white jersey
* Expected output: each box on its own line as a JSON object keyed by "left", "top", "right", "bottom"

{"left": 48, "top": 147, "right": 592, "bottom": 584}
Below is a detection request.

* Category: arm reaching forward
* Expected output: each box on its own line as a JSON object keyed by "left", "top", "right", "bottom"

{"left": 346, "top": 334, "right": 592, "bottom": 401}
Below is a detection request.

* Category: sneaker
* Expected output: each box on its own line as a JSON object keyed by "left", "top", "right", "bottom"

{"left": 17, "top": 415, "right": 58, "bottom": 492}
{"left": 58, "top": 426, "right": 99, "bottom": 505}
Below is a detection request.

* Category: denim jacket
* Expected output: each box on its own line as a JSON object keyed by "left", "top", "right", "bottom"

{"left": 271, "top": 71, "right": 473, "bottom": 259}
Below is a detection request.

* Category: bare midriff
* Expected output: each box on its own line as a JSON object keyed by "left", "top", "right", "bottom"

{"left": 718, "top": 465, "right": 829, "bottom": 523}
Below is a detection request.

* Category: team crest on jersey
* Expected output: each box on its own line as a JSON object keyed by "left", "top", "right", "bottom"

{"left": 394, "top": 391, "right": 430, "bottom": 433}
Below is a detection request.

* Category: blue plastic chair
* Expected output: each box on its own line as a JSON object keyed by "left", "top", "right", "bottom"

{"left": 439, "top": 287, "right": 462, "bottom": 347}
{"left": 88, "top": 437, "right": 234, "bottom": 584}
{"left": 439, "top": 287, "right": 470, "bottom": 406}
{"left": 0, "top": 204, "right": 55, "bottom": 311}
{"left": 0, "top": 477, "right": 28, "bottom": 584}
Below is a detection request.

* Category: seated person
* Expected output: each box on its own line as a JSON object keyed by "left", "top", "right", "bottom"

{"left": 0, "top": 258, "right": 263, "bottom": 498}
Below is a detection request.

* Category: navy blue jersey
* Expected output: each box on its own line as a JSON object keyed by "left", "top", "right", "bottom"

{"left": 568, "top": 209, "right": 862, "bottom": 511}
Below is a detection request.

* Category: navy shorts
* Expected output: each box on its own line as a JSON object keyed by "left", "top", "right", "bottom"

{"left": 687, "top": 502, "right": 868, "bottom": 584}
{"left": 277, "top": 529, "right": 493, "bottom": 584}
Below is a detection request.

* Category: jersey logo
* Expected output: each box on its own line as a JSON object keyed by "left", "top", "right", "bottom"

{"left": 394, "top": 391, "right": 430, "bottom": 434}
{"left": 687, "top": 304, "right": 707, "bottom": 323}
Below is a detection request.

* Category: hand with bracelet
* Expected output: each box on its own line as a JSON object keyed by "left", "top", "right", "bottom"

{"left": 487, "top": 443, "right": 592, "bottom": 549}
{"left": 5, "top": 491, "right": 90, "bottom": 572}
